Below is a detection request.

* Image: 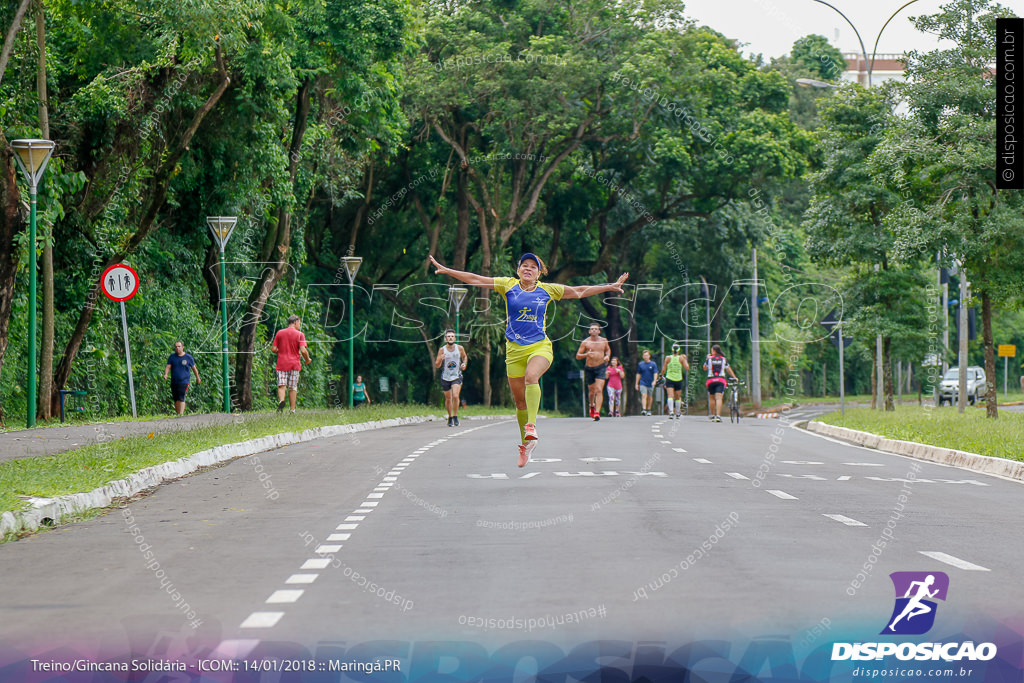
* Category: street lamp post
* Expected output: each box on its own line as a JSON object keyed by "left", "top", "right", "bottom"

{"left": 808, "top": 0, "right": 922, "bottom": 88}
{"left": 449, "top": 287, "right": 468, "bottom": 342}
{"left": 207, "top": 216, "right": 237, "bottom": 413}
{"left": 341, "top": 256, "right": 363, "bottom": 407}
{"left": 11, "top": 139, "right": 56, "bottom": 428}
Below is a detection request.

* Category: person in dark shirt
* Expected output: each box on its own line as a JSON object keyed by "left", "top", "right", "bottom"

{"left": 164, "top": 341, "right": 201, "bottom": 415}
{"left": 635, "top": 349, "right": 659, "bottom": 416}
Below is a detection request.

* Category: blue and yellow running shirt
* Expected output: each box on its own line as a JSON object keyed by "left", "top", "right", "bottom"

{"left": 493, "top": 277, "right": 565, "bottom": 345}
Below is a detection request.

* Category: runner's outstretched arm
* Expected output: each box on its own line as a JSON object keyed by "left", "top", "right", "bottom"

{"left": 561, "top": 272, "right": 629, "bottom": 300}
{"left": 428, "top": 255, "right": 495, "bottom": 288}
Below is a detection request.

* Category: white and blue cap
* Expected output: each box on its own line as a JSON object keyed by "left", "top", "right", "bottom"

{"left": 518, "top": 252, "right": 541, "bottom": 268}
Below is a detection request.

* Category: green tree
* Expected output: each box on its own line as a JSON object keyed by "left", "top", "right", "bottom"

{"left": 804, "top": 84, "right": 932, "bottom": 410}
{"left": 872, "top": 0, "right": 1024, "bottom": 417}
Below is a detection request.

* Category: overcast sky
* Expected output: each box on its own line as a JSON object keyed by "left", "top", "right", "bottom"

{"left": 680, "top": 0, "right": 959, "bottom": 62}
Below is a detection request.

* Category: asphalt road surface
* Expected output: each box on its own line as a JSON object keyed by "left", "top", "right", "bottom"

{"left": 1, "top": 413, "right": 1022, "bottom": 678}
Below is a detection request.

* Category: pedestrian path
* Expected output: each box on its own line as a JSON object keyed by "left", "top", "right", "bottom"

{"left": 0, "top": 414, "right": 243, "bottom": 464}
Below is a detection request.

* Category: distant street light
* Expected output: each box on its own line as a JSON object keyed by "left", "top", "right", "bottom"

{"left": 341, "top": 256, "right": 363, "bottom": 407}
{"left": 207, "top": 216, "right": 238, "bottom": 413}
{"left": 808, "top": 0, "right": 921, "bottom": 88}
{"left": 12, "top": 138, "right": 56, "bottom": 428}
{"left": 449, "top": 286, "right": 468, "bottom": 342}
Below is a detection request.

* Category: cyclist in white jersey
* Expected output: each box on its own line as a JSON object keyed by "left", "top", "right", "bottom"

{"left": 703, "top": 344, "right": 738, "bottom": 422}
{"left": 435, "top": 329, "right": 468, "bottom": 427}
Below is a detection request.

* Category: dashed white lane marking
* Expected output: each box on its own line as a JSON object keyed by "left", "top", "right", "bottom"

{"left": 240, "top": 612, "right": 283, "bottom": 629}
{"left": 823, "top": 514, "right": 868, "bottom": 527}
{"left": 673, "top": 448, "right": 688, "bottom": 453}
{"left": 660, "top": 440, "right": 672, "bottom": 444}
{"left": 286, "top": 574, "right": 319, "bottom": 584}
{"left": 266, "top": 590, "right": 304, "bottom": 604}
{"left": 383, "top": 477, "right": 398, "bottom": 482}
{"left": 837, "top": 476, "right": 852, "bottom": 481}
{"left": 918, "top": 551, "right": 990, "bottom": 571}
{"left": 315, "top": 544, "right": 342, "bottom": 553}
{"left": 236, "top": 421, "right": 505, "bottom": 632}
{"left": 693, "top": 458, "right": 712, "bottom": 464}
{"left": 766, "top": 489, "right": 798, "bottom": 500}
{"left": 725, "top": 472, "right": 749, "bottom": 480}
{"left": 301, "top": 559, "right": 331, "bottom": 570}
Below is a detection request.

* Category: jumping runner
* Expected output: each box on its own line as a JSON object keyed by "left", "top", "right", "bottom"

{"left": 435, "top": 328, "right": 468, "bottom": 427}
{"left": 429, "top": 253, "right": 628, "bottom": 467}
{"left": 662, "top": 344, "right": 689, "bottom": 419}
{"left": 576, "top": 323, "right": 611, "bottom": 421}
{"left": 703, "top": 344, "right": 738, "bottom": 422}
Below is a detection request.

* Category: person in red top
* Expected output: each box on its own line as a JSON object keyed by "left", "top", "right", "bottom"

{"left": 272, "top": 314, "right": 312, "bottom": 413}
{"left": 605, "top": 356, "right": 625, "bottom": 416}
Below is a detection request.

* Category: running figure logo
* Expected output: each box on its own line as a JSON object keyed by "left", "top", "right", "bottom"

{"left": 881, "top": 571, "right": 949, "bottom": 635}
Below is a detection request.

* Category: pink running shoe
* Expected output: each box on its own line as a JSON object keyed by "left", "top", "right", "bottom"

{"left": 523, "top": 422, "right": 538, "bottom": 441}
{"left": 518, "top": 443, "right": 529, "bottom": 468}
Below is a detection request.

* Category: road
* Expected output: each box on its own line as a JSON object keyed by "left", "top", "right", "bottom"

{"left": 1, "top": 413, "right": 1022, "bottom": 680}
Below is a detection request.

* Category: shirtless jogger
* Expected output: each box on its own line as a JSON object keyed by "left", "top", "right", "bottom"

{"left": 576, "top": 323, "right": 611, "bottom": 421}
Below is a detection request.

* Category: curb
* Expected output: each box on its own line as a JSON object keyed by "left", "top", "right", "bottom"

{"left": 804, "top": 421, "right": 1024, "bottom": 483}
{"left": 1, "top": 414, "right": 479, "bottom": 538}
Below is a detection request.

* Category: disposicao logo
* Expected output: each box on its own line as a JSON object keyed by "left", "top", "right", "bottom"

{"left": 831, "top": 571, "right": 997, "bottom": 662}
{"left": 882, "top": 571, "right": 948, "bottom": 635}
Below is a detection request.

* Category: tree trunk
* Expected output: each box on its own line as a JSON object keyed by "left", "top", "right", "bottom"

{"left": 233, "top": 78, "right": 312, "bottom": 410}
{"left": 37, "top": 2, "right": 55, "bottom": 420}
{"left": 0, "top": 0, "right": 33, "bottom": 88}
{"left": 981, "top": 290, "right": 997, "bottom": 419}
{"left": 870, "top": 354, "right": 877, "bottom": 410}
{"left": 482, "top": 338, "right": 492, "bottom": 406}
{"left": 51, "top": 50, "right": 231, "bottom": 408}
{"left": 454, "top": 166, "right": 469, "bottom": 271}
{"left": 0, "top": 136, "right": 23, "bottom": 427}
{"left": 883, "top": 336, "right": 894, "bottom": 411}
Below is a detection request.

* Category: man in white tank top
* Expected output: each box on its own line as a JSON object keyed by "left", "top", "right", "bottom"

{"left": 434, "top": 329, "right": 468, "bottom": 426}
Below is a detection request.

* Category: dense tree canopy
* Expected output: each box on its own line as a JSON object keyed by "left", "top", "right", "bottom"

{"left": 0, "top": 0, "right": 1019, "bottom": 424}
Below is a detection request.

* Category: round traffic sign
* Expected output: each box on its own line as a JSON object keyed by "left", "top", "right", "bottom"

{"left": 101, "top": 264, "right": 140, "bottom": 302}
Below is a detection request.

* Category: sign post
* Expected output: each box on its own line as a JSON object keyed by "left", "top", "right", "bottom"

{"left": 998, "top": 345, "right": 1016, "bottom": 397}
{"left": 207, "top": 216, "right": 238, "bottom": 413}
{"left": 101, "top": 264, "right": 140, "bottom": 418}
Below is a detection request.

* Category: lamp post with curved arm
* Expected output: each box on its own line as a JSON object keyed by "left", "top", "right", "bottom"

{"left": 809, "top": 0, "right": 922, "bottom": 87}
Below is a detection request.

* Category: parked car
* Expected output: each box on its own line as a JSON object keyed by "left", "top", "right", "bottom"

{"left": 936, "top": 366, "right": 987, "bottom": 406}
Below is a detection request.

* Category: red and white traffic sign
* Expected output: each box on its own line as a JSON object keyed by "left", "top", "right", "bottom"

{"left": 100, "top": 264, "right": 140, "bottom": 302}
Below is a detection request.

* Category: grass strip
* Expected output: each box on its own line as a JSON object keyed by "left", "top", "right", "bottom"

{"left": 814, "top": 406, "right": 1024, "bottom": 461}
{"left": 0, "top": 405, "right": 524, "bottom": 515}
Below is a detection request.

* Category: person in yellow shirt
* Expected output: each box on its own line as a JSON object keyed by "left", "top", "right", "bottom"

{"left": 429, "top": 253, "right": 628, "bottom": 467}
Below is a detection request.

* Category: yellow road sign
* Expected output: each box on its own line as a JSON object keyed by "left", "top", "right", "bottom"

{"left": 998, "top": 344, "right": 1016, "bottom": 357}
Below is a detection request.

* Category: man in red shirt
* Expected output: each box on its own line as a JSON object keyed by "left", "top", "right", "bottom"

{"left": 272, "top": 315, "right": 312, "bottom": 413}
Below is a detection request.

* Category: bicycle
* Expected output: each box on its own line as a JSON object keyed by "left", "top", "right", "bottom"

{"left": 727, "top": 380, "right": 744, "bottom": 423}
